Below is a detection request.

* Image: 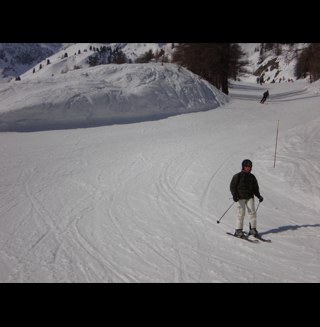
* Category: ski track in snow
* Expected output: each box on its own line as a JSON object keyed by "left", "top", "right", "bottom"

{"left": 1, "top": 81, "right": 320, "bottom": 282}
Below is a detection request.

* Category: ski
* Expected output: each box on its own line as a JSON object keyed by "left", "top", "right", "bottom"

{"left": 226, "top": 232, "right": 259, "bottom": 243}
{"left": 252, "top": 235, "right": 271, "bottom": 243}
{"left": 245, "top": 231, "right": 271, "bottom": 243}
{"left": 247, "top": 225, "right": 272, "bottom": 243}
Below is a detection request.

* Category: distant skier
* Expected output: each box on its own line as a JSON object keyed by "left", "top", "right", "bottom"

{"left": 260, "top": 90, "right": 269, "bottom": 104}
{"left": 230, "top": 159, "right": 264, "bottom": 239}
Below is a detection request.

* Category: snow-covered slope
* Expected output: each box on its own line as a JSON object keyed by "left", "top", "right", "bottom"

{"left": 0, "top": 43, "right": 63, "bottom": 82}
{"left": 0, "top": 63, "right": 228, "bottom": 131}
{"left": 0, "top": 43, "right": 310, "bottom": 86}
{"left": 0, "top": 43, "right": 172, "bottom": 83}
{"left": 20, "top": 43, "right": 173, "bottom": 79}
{"left": 240, "top": 43, "right": 308, "bottom": 83}
{"left": 1, "top": 78, "right": 320, "bottom": 282}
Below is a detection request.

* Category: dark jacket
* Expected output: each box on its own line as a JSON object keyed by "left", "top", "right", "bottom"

{"left": 263, "top": 91, "right": 269, "bottom": 98}
{"left": 230, "top": 171, "right": 261, "bottom": 200}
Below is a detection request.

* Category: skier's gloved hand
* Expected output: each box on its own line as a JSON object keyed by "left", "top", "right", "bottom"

{"left": 259, "top": 196, "right": 264, "bottom": 203}
{"left": 233, "top": 195, "right": 239, "bottom": 202}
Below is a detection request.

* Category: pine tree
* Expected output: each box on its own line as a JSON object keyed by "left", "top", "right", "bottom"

{"left": 295, "top": 43, "right": 320, "bottom": 82}
{"left": 172, "top": 43, "right": 247, "bottom": 95}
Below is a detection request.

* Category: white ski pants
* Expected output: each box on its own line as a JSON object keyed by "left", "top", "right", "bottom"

{"left": 236, "top": 198, "right": 257, "bottom": 230}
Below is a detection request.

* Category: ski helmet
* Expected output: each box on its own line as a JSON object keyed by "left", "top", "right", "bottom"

{"left": 242, "top": 159, "right": 252, "bottom": 169}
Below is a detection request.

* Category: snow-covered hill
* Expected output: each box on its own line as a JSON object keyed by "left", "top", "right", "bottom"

{"left": 0, "top": 43, "right": 309, "bottom": 133}
{"left": 0, "top": 43, "right": 309, "bottom": 86}
{"left": 0, "top": 43, "right": 63, "bottom": 82}
{"left": 0, "top": 43, "right": 173, "bottom": 83}
{"left": 0, "top": 63, "right": 228, "bottom": 131}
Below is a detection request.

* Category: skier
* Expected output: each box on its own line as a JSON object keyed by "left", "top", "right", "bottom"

{"left": 230, "top": 159, "right": 264, "bottom": 238}
{"left": 260, "top": 90, "right": 269, "bottom": 104}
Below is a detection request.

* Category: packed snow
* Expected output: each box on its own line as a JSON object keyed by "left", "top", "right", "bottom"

{"left": 0, "top": 60, "right": 320, "bottom": 282}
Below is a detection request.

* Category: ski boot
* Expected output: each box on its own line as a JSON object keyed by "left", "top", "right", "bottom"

{"left": 249, "top": 227, "right": 259, "bottom": 238}
{"left": 234, "top": 229, "right": 245, "bottom": 238}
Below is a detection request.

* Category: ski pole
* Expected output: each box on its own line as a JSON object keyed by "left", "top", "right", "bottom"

{"left": 274, "top": 120, "right": 280, "bottom": 168}
{"left": 256, "top": 201, "right": 261, "bottom": 213}
{"left": 245, "top": 201, "right": 261, "bottom": 214}
{"left": 217, "top": 202, "right": 235, "bottom": 224}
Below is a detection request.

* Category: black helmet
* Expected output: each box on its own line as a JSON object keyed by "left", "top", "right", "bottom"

{"left": 242, "top": 159, "right": 252, "bottom": 169}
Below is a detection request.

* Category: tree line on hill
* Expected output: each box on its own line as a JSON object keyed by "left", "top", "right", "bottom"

{"left": 14, "top": 43, "right": 320, "bottom": 95}
{"left": 172, "top": 43, "right": 320, "bottom": 94}
{"left": 86, "top": 43, "right": 248, "bottom": 95}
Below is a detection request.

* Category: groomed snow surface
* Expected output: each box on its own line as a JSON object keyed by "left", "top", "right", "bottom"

{"left": 0, "top": 63, "right": 320, "bottom": 282}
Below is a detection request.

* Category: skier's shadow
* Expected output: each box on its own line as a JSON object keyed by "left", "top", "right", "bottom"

{"left": 260, "top": 224, "right": 320, "bottom": 236}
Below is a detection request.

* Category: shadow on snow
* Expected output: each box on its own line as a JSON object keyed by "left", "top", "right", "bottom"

{"left": 260, "top": 224, "right": 320, "bottom": 236}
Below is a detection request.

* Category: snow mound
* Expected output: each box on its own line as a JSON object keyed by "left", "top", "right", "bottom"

{"left": 0, "top": 63, "right": 228, "bottom": 132}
